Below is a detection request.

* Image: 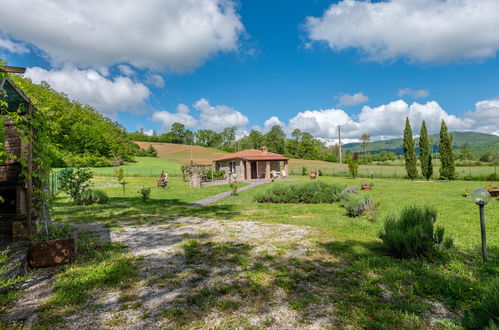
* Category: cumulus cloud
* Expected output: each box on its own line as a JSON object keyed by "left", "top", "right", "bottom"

{"left": 398, "top": 88, "right": 430, "bottom": 99}
{"left": 152, "top": 99, "right": 248, "bottom": 132}
{"left": 463, "top": 97, "right": 499, "bottom": 136}
{"left": 338, "top": 92, "right": 368, "bottom": 106}
{"left": 194, "top": 98, "right": 249, "bottom": 131}
{"left": 263, "top": 116, "right": 284, "bottom": 131}
{"left": 271, "top": 99, "right": 498, "bottom": 141}
{"left": 152, "top": 104, "right": 199, "bottom": 130}
{"left": 305, "top": 0, "right": 499, "bottom": 63}
{"left": 25, "top": 65, "right": 150, "bottom": 118}
{"left": 118, "top": 65, "right": 135, "bottom": 77}
{"left": 0, "top": 35, "right": 28, "bottom": 54}
{"left": 0, "top": 0, "right": 244, "bottom": 72}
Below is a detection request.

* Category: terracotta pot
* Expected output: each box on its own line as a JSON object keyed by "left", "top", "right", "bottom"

{"left": 488, "top": 188, "right": 499, "bottom": 197}
{"left": 309, "top": 172, "right": 317, "bottom": 179}
{"left": 361, "top": 183, "right": 372, "bottom": 190}
{"left": 29, "top": 231, "right": 77, "bottom": 268}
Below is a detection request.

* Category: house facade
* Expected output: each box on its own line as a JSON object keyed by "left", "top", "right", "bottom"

{"left": 213, "top": 146, "right": 289, "bottom": 180}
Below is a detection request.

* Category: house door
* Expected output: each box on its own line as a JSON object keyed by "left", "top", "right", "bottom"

{"left": 251, "top": 162, "right": 257, "bottom": 179}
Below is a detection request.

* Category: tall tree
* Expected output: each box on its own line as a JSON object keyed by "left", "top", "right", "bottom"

{"left": 221, "top": 127, "right": 237, "bottom": 147}
{"left": 419, "top": 121, "right": 433, "bottom": 180}
{"left": 248, "top": 130, "right": 264, "bottom": 149}
{"left": 439, "top": 120, "right": 455, "bottom": 180}
{"left": 360, "top": 134, "right": 370, "bottom": 158}
{"left": 403, "top": 118, "right": 418, "bottom": 180}
{"left": 264, "top": 125, "right": 286, "bottom": 154}
{"left": 170, "top": 122, "right": 187, "bottom": 144}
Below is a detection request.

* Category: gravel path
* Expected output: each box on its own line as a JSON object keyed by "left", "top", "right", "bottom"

{"left": 62, "top": 217, "right": 330, "bottom": 329}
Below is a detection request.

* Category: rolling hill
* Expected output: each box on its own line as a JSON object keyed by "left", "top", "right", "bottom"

{"left": 343, "top": 131, "right": 499, "bottom": 155}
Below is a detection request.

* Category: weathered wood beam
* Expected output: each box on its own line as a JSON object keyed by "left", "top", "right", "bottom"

{"left": 0, "top": 66, "right": 27, "bottom": 74}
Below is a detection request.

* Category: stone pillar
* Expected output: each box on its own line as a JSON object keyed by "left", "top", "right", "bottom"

{"left": 284, "top": 160, "right": 288, "bottom": 177}
{"left": 245, "top": 161, "right": 251, "bottom": 180}
{"left": 265, "top": 161, "right": 270, "bottom": 179}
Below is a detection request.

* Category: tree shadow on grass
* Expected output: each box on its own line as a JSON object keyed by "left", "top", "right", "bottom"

{"left": 52, "top": 197, "right": 242, "bottom": 225}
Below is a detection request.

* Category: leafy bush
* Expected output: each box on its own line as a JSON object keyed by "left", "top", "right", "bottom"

{"left": 206, "top": 169, "right": 225, "bottom": 181}
{"left": 255, "top": 181, "right": 344, "bottom": 204}
{"left": 379, "top": 205, "right": 448, "bottom": 258}
{"left": 340, "top": 186, "right": 358, "bottom": 200}
{"left": 138, "top": 187, "right": 151, "bottom": 203}
{"left": 464, "top": 277, "right": 499, "bottom": 329}
{"left": 59, "top": 168, "right": 93, "bottom": 204}
{"left": 80, "top": 189, "right": 109, "bottom": 205}
{"left": 301, "top": 166, "right": 308, "bottom": 176}
{"left": 31, "top": 223, "right": 74, "bottom": 242}
{"left": 344, "top": 194, "right": 375, "bottom": 217}
{"left": 135, "top": 145, "right": 158, "bottom": 157}
{"left": 229, "top": 182, "right": 238, "bottom": 196}
{"left": 347, "top": 154, "right": 359, "bottom": 178}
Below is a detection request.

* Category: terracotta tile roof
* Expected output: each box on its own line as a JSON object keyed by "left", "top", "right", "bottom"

{"left": 213, "top": 149, "right": 288, "bottom": 162}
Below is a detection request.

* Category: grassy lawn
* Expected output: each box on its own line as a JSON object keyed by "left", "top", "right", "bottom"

{"left": 16, "top": 176, "right": 499, "bottom": 327}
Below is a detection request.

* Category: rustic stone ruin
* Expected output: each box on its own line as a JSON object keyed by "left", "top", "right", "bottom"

{"left": 1, "top": 67, "right": 36, "bottom": 242}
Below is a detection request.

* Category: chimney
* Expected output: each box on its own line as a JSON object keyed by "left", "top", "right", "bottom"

{"left": 260, "top": 146, "right": 268, "bottom": 153}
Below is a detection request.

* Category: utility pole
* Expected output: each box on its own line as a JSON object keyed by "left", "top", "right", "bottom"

{"left": 338, "top": 125, "right": 342, "bottom": 171}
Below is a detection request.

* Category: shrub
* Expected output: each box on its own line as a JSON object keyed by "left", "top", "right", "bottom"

{"left": 347, "top": 154, "right": 359, "bottom": 179}
{"left": 229, "top": 182, "right": 238, "bottom": 196}
{"left": 344, "top": 194, "right": 375, "bottom": 217}
{"left": 138, "top": 187, "right": 151, "bottom": 203}
{"left": 31, "top": 223, "right": 73, "bottom": 242}
{"left": 255, "top": 181, "right": 344, "bottom": 204}
{"left": 464, "top": 278, "right": 499, "bottom": 329}
{"left": 340, "top": 186, "right": 358, "bottom": 200}
{"left": 206, "top": 169, "right": 225, "bottom": 181}
{"left": 80, "top": 189, "right": 109, "bottom": 205}
{"left": 59, "top": 168, "right": 93, "bottom": 204}
{"left": 379, "top": 205, "right": 448, "bottom": 258}
{"left": 301, "top": 166, "right": 308, "bottom": 176}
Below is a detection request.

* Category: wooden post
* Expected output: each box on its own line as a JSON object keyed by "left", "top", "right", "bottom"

{"left": 284, "top": 160, "right": 288, "bottom": 177}
{"left": 245, "top": 161, "right": 251, "bottom": 180}
{"left": 265, "top": 161, "right": 270, "bottom": 179}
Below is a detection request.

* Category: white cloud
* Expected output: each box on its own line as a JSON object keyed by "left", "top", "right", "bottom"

{"left": 118, "top": 65, "right": 135, "bottom": 77}
{"left": 463, "top": 97, "right": 499, "bottom": 136}
{"left": 0, "top": 0, "right": 244, "bottom": 72}
{"left": 0, "top": 35, "right": 28, "bottom": 54}
{"left": 145, "top": 73, "right": 165, "bottom": 88}
{"left": 143, "top": 129, "right": 155, "bottom": 136}
{"left": 398, "top": 88, "right": 430, "bottom": 99}
{"left": 276, "top": 98, "right": 499, "bottom": 140}
{"left": 194, "top": 98, "right": 249, "bottom": 131}
{"left": 152, "top": 99, "right": 248, "bottom": 132}
{"left": 305, "top": 0, "right": 499, "bottom": 63}
{"left": 152, "top": 104, "right": 199, "bottom": 130}
{"left": 338, "top": 92, "right": 368, "bottom": 106}
{"left": 263, "top": 116, "right": 284, "bottom": 131}
{"left": 25, "top": 65, "right": 150, "bottom": 118}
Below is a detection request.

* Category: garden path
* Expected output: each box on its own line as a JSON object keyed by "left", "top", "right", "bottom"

{"left": 62, "top": 217, "right": 329, "bottom": 329}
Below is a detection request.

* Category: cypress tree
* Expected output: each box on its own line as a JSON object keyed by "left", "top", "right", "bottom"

{"left": 439, "top": 120, "right": 455, "bottom": 180}
{"left": 403, "top": 118, "right": 418, "bottom": 180}
{"left": 419, "top": 121, "right": 433, "bottom": 180}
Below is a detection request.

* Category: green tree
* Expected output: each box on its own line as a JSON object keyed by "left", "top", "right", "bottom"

{"left": 170, "top": 122, "right": 187, "bottom": 144}
{"left": 347, "top": 154, "right": 359, "bottom": 179}
{"left": 221, "top": 126, "right": 237, "bottom": 148}
{"left": 439, "top": 120, "right": 456, "bottom": 180}
{"left": 403, "top": 118, "right": 418, "bottom": 180}
{"left": 459, "top": 142, "right": 473, "bottom": 160}
{"left": 419, "top": 121, "right": 433, "bottom": 180}
{"left": 298, "top": 132, "right": 320, "bottom": 159}
{"left": 264, "top": 125, "right": 286, "bottom": 154}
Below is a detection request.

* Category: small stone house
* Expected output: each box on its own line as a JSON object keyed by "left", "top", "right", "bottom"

{"left": 213, "top": 146, "right": 289, "bottom": 180}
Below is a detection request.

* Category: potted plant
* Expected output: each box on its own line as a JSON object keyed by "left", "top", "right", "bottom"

{"left": 361, "top": 182, "right": 374, "bottom": 190}
{"left": 29, "top": 222, "right": 77, "bottom": 268}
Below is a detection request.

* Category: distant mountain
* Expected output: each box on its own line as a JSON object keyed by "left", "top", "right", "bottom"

{"left": 343, "top": 131, "right": 499, "bottom": 155}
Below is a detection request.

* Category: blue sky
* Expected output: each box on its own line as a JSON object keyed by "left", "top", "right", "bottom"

{"left": 1, "top": 0, "right": 499, "bottom": 142}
